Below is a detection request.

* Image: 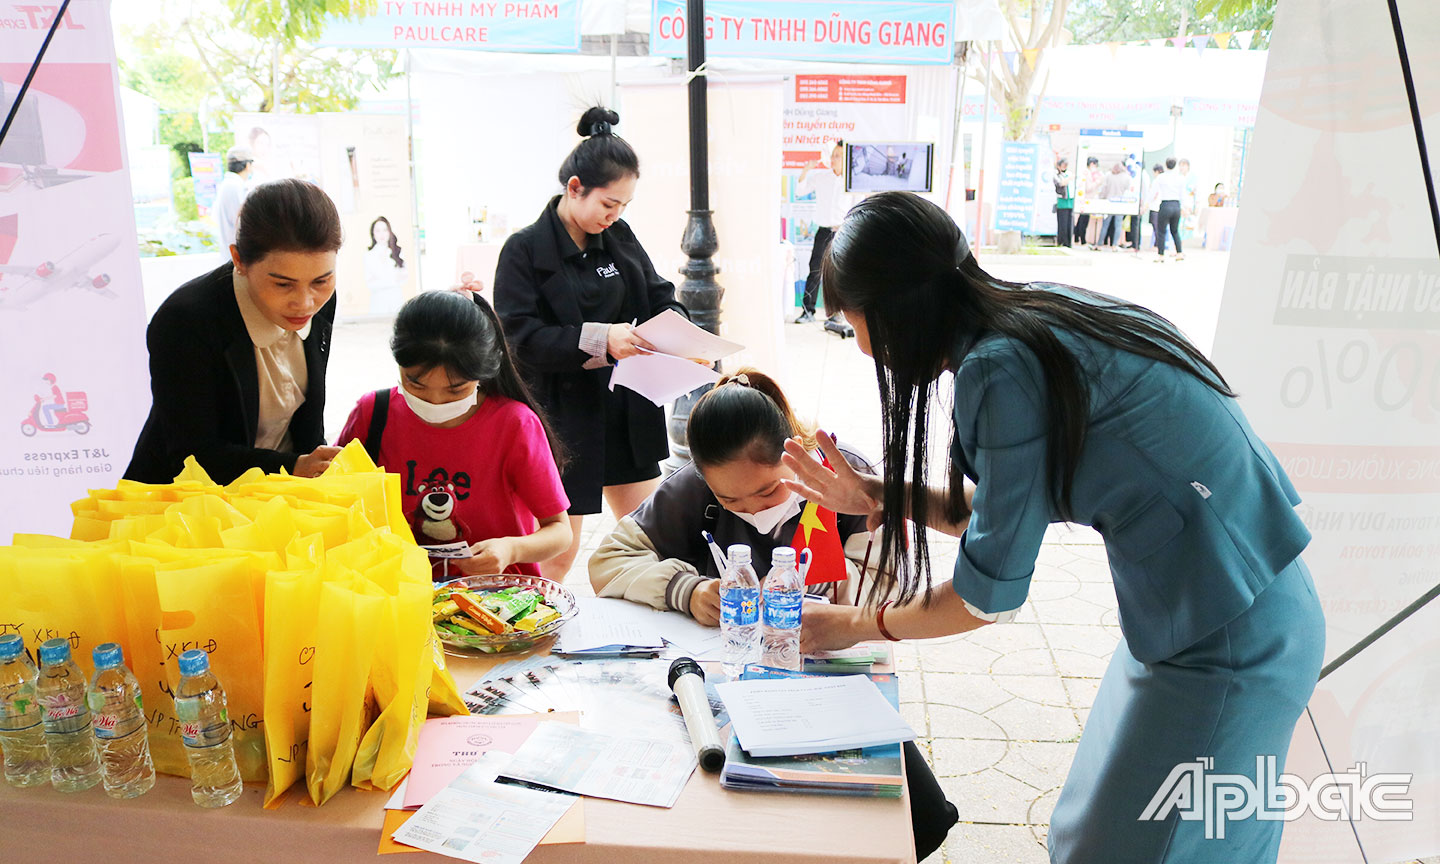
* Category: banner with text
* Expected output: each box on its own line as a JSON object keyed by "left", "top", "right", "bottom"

{"left": 651, "top": 0, "right": 956, "bottom": 64}
{"left": 1211, "top": 0, "right": 1439, "bottom": 859}
{"left": 994, "top": 141, "right": 1038, "bottom": 232}
{"left": 0, "top": 0, "right": 150, "bottom": 539}
{"left": 321, "top": 0, "right": 581, "bottom": 52}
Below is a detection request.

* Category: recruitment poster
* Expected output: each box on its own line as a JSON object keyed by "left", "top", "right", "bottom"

{"left": 1072, "top": 128, "right": 1143, "bottom": 217}
{"left": 1211, "top": 0, "right": 1439, "bottom": 859}
{"left": 0, "top": 0, "right": 150, "bottom": 540}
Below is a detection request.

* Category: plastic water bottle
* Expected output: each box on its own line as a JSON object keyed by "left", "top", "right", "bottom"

{"left": 174, "top": 649, "right": 243, "bottom": 808}
{"left": 87, "top": 643, "right": 156, "bottom": 798}
{"left": 760, "top": 547, "right": 804, "bottom": 671}
{"left": 0, "top": 634, "right": 49, "bottom": 787}
{"left": 720, "top": 544, "right": 762, "bottom": 678}
{"left": 35, "top": 638, "right": 101, "bottom": 792}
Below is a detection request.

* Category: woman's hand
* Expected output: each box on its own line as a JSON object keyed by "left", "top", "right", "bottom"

{"left": 780, "top": 431, "right": 883, "bottom": 516}
{"left": 606, "top": 323, "right": 655, "bottom": 360}
{"left": 800, "top": 603, "right": 866, "bottom": 654}
{"left": 461, "top": 537, "right": 517, "bottom": 575}
{"left": 294, "top": 445, "right": 342, "bottom": 478}
{"left": 689, "top": 579, "right": 722, "bottom": 627}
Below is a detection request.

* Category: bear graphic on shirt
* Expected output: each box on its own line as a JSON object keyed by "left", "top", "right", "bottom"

{"left": 409, "top": 477, "right": 471, "bottom": 547}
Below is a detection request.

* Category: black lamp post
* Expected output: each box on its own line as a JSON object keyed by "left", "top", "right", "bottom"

{"left": 665, "top": 0, "right": 723, "bottom": 472}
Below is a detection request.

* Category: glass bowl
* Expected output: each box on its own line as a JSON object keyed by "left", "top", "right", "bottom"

{"left": 432, "top": 574, "right": 577, "bottom": 656}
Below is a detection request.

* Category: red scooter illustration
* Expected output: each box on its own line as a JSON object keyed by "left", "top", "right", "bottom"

{"left": 21, "top": 392, "right": 90, "bottom": 436}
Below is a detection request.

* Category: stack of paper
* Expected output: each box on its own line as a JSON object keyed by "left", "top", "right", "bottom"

{"left": 609, "top": 310, "right": 744, "bottom": 406}
{"left": 715, "top": 673, "right": 915, "bottom": 758}
{"left": 721, "top": 668, "right": 906, "bottom": 797}
{"left": 803, "top": 645, "right": 889, "bottom": 674}
{"left": 499, "top": 722, "right": 697, "bottom": 808}
{"left": 551, "top": 597, "right": 666, "bottom": 656}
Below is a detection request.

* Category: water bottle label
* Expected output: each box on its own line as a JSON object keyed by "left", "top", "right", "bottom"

{"left": 762, "top": 593, "right": 802, "bottom": 629}
{"left": 43, "top": 703, "right": 83, "bottom": 722}
{"left": 94, "top": 711, "right": 123, "bottom": 739}
{"left": 721, "top": 593, "right": 759, "bottom": 627}
{"left": 180, "top": 709, "right": 231, "bottom": 748}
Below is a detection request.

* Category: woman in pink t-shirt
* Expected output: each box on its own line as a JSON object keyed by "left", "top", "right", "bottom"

{"left": 337, "top": 290, "right": 572, "bottom": 579}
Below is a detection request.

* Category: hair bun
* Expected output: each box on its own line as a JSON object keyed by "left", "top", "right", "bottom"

{"left": 577, "top": 106, "right": 620, "bottom": 138}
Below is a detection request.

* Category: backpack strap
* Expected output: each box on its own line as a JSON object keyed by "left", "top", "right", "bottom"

{"left": 364, "top": 388, "right": 390, "bottom": 465}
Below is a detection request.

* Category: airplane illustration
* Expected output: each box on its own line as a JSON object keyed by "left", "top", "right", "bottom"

{"left": 0, "top": 233, "right": 121, "bottom": 310}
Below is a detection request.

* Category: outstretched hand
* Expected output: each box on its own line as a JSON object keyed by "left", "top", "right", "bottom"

{"left": 779, "top": 431, "right": 883, "bottom": 519}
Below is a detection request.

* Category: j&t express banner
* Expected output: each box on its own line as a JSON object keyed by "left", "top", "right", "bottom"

{"left": 322, "top": 0, "right": 581, "bottom": 52}
{"left": 650, "top": 0, "right": 956, "bottom": 64}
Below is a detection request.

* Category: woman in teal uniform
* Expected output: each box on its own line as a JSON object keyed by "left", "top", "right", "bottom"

{"left": 790, "top": 192, "right": 1325, "bottom": 863}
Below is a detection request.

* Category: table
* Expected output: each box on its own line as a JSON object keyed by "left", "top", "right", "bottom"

{"left": 0, "top": 650, "right": 916, "bottom": 864}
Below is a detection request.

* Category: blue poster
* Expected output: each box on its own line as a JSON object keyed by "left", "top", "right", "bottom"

{"left": 995, "top": 141, "right": 1039, "bottom": 233}
{"left": 321, "top": 1, "right": 581, "bottom": 52}
{"left": 650, "top": 0, "right": 956, "bottom": 65}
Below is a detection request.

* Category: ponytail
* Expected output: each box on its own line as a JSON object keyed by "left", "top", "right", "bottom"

{"left": 391, "top": 291, "right": 568, "bottom": 470}
{"left": 688, "top": 368, "right": 815, "bottom": 467}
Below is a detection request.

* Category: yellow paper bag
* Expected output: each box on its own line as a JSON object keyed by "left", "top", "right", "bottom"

{"left": 306, "top": 575, "right": 384, "bottom": 804}
{"left": 261, "top": 539, "right": 324, "bottom": 805}
{"left": 0, "top": 541, "right": 130, "bottom": 677}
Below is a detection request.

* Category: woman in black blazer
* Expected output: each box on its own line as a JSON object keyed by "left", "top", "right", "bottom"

{"left": 125, "top": 179, "right": 343, "bottom": 485}
{"left": 495, "top": 107, "right": 689, "bottom": 579}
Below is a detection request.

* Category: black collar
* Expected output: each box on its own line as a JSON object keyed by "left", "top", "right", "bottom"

{"left": 541, "top": 195, "right": 606, "bottom": 263}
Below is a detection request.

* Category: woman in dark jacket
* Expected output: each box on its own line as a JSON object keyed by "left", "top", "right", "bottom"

{"left": 495, "top": 107, "right": 688, "bottom": 579}
{"left": 125, "top": 179, "right": 343, "bottom": 484}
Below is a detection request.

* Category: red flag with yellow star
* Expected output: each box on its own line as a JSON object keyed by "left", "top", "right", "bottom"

{"left": 791, "top": 495, "right": 847, "bottom": 585}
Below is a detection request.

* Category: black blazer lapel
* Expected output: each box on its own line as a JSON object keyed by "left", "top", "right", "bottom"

{"left": 223, "top": 337, "right": 259, "bottom": 447}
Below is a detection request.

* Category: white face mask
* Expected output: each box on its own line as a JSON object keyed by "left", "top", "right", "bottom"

{"left": 400, "top": 384, "right": 477, "bottom": 425}
{"left": 732, "top": 491, "right": 804, "bottom": 536}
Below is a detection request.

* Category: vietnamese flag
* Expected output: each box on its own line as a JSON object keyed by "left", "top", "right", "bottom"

{"left": 792, "top": 499, "right": 847, "bottom": 585}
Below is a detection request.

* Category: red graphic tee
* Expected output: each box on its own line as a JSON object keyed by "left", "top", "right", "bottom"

{"left": 337, "top": 389, "right": 569, "bottom": 578}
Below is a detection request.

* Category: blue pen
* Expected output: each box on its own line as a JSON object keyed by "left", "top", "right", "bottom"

{"left": 701, "top": 530, "right": 729, "bottom": 574}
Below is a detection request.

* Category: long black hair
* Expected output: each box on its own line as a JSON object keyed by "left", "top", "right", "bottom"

{"left": 234, "top": 179, "right": 342, "bottom": 264}
{"left": 557, "top": 106, "right": 639, "bottom": 191}
{"left": 688, "top": 369, "right": 816, "bottom": 468}
{"left": 369, "top": 216, "right": 404, "bottom": 268}
{"left": 822, "top": 191, "right": 1233, "bottom": 606}
{"left": 391, "top": 291, "right": 567, "bottom": 469}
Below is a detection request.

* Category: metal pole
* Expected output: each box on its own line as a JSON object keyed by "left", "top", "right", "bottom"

{"left": 945, "top": 44, "right": 969, "bottom": 219}
{"left": 975, "top": 43, "right": 996, "bottom": 248}
{"left": 405, "top": 49, "right": 423, "bottom": 292}
{"left": 665, "top": 0, "right": 723, "bottom": 473}
{"left": 610, "top": 33, "right": 618, "bottom": 108}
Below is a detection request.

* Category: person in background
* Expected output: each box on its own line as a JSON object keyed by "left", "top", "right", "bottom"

{"left": 1208, "top": 182, "right": 1229, "bottom": 207}
{"left": 588, "top": 367, "right": 959, "bottom": 862}
{"left": 1099, "top": 163, "right": 1131, "bottom": 247}
{"left": 1076, "top": 156, "right": 1102, "bottom": 247}
{"left": 495, "top": 106, "right": 689, "bottom": 580}
{"left": 337, "top": 290, "right": 572, "bottom": 579}
{"left": 1145, "top": 163, "right": 1165, "bottom": 250}
{"left": 213, "top": 145, "right": 253, "bottom": 248}
{"left": 794, "top": 140, "right": 849, "bottom": 323}
{"left": 126, "top": 179, "right": 342, "bottom": 484}
{"left": 1053, "top": 158, "right": 1074, "bottom": 247}
{"left": 1153, "top": 157, "right": 1188, "bottom": 261}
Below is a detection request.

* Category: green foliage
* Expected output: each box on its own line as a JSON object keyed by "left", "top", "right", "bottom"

{"left": 1068, "top": 0, "right": 1275, "bottom": 45}
{"left": 171, "top": 175, "right": 200, "bottom": 221}
{"left": 228, "top": 0, "right": 379, "bottom": 42}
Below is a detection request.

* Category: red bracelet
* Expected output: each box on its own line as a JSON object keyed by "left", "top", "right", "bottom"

{"left": 876, "top": 600, "right": 901, "bottom": 642}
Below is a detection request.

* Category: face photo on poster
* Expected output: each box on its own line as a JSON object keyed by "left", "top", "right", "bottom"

{"left": 364, "top": 214, "right": 408, "bottom": 315}
{"left": 845, "top": 142, "right": 934, "bottom": 194}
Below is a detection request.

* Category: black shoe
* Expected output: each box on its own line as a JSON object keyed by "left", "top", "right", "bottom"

{"left": 794, "top": 311, "right": 815, "bottom": 323}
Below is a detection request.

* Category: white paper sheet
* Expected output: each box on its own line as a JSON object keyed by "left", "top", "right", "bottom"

{"left": 552, "top": 597, "right": 668, "bottom": 653}
{"left": 609, "top": 352, "right": 721, "bottom": 407}
{"left": 500, "top": 722, "right": 696, "bottom": 808}
{"left": 715, "top": 674, "right": 915, "bottom": 757}
{"left": 392, "top": 753, "right": 577, "bottom": 864}
{"left": 632, "top": 309, "right": 744, "bottom": 363}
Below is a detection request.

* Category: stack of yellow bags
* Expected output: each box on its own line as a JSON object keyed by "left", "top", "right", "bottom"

{"left": 0, "top": 441, "right": 467, "bottom": 806}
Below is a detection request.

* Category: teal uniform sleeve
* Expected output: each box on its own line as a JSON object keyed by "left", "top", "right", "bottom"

{"left": 951, "top": 349, "right": 1055, "bottom": 614}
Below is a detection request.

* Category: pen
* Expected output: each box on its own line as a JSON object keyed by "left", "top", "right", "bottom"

{"left": 701, "top": 530, "right": 729, "bottom": 574}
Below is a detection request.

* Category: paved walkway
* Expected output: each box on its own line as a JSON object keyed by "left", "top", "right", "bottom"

{"left": 324, "top": 247, "right": 1431, "bottom": 864}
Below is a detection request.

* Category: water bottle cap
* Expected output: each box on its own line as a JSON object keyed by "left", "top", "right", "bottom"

{"left": 177, "top": 648, "right": 210, "bottom": 677}
{"left": 93, "top": 643, "right": 124, "bottom": 670}
{"left": 0, "top": 634, "right": 22, "bottom": 660}
{"left": 38, "top": 638, "right": 71, "bottom": 666}
{"left": 771, "top": 547, "right": 797, "bottom": 565}
{"left": 726, "top": 544, "right": 751, "bottom": 564}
